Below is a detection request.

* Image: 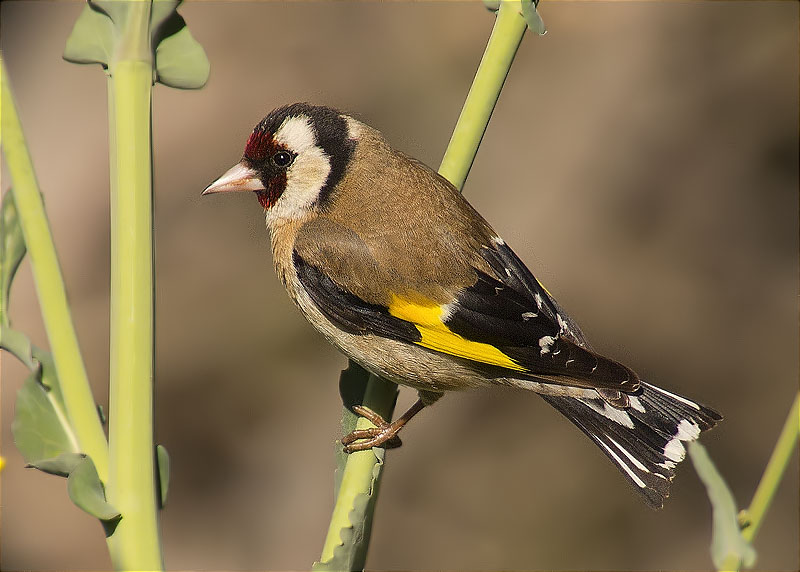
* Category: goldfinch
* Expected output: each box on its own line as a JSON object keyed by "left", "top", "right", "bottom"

{"left": 204, "top": 103, "right": 720, "bottom": 508}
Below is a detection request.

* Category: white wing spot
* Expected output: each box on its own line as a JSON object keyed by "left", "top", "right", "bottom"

{"left": 539, "top": 335, "right": 555, "bottom": 354}
{"left": 439, "top": 303, "right": 455, "bottom": 321}
{"left": 628, "top": 395, "right": 646, "bottom": 413}
{"left": 522, "top": 311, "right": 538, "bottom": 321}
{"left": 534, "top": 293, "right": 543, "bottom": 310}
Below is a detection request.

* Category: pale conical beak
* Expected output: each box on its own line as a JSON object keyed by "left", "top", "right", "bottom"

{"left": 202, "top": 162, "right": 265, "bottom": 195}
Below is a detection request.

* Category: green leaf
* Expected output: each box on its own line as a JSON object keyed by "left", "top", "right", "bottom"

{"left": 155, "top": 19, "right": 210, "bottom": 89}
{"left": 65, "top": 0, "right": 209, "bottom": 89}
{"left": 63, "top": 3, "right": 115, "bottom": 68}
{"left": 28, "top": 452, "right": 86, "bottom": 477}
{"left": 32, "top": 347, "right": 69, "bottom": 415}
{"left": 91, "top": 0, "right": 131, "bottom": 27}
{"left": 1, "top": 189, "right": 26, "bottom": 326}
{"left": 689, "top": 442, "right": 757, "bottom": 570}
{"left": 0, "top": 326, "right": 36, "bottom": 371}
{"left": 520, "top": 0, "right": 546, "bottom": 36}
{"left": 151, "top": 0, "right": 181, "bottom": 28}
{"left": 156, "top": 444, "right": 170, "bottom": 508}
{"left": 67, "top": 455, "right": 120, "bottom": 522}
{"left": 12, "top": 370, "right": 80, "bottom": 464}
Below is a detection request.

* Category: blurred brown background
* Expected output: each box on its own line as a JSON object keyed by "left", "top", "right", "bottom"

{"left": 1, "top": 2, "right": 797, "bottom": 570}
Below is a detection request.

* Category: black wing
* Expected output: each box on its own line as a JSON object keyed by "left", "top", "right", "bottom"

{"left": 442, "top": 239, "right": 640, "bottom": 391}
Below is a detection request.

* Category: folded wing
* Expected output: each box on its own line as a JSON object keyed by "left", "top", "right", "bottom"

{"left": 293, "top": 232, "right": 639, "bottom": 393}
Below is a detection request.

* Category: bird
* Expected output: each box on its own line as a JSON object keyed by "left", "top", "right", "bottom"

{"left": 203, "top": 102, "right": 721, "bottom": 509}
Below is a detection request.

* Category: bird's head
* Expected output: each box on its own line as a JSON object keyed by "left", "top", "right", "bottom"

{"left": 203, "top": 103, "right": 356, "bottom": 219}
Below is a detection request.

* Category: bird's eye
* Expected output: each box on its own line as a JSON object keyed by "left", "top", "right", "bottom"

{"left": 272, "top": 151, "right": 294, "bottom": 168}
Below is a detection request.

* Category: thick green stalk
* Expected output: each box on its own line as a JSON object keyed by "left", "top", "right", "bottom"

{"left": 103, "top": 3, "right": 162, "bottom": 569}
{"left": 439, "top": 0, "right": 528, "bottom": 190}
{"left": 0, "top": 59, "right": 109, "bottom": 481}
{"left": 741, "top": 391, "right": 799, "bottom": 543}
{"left": 317, "top": 3, "right": 531, "bottom": 569}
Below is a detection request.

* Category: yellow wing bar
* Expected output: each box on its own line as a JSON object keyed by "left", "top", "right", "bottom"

{"left": 388, "top": 296, "right": 526, "bottom": 372}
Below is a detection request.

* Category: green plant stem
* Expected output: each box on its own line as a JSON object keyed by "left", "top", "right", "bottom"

{"left": 319, "top": 374, "right": 397, "bottom": 565}
{"left": 439, "top": 0, "right": 528, "bottom": 191}
{"left": 741, "top": 391, "right": 800, "bottom": 543}
{"left": 317, "top": 3, "right": 530, "bottom": 569}
{"left": 0, "top": 59, "right": 109, "bottom": 481}
{"left": 103, "top": 3, "right": 162, "bottom": 569}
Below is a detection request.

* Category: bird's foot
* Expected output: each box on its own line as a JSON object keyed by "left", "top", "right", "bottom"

{"left": 341, "top": 405, "right": 403, "bottom": 453}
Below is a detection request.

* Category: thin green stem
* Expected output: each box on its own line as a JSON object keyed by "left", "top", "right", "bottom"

{"left": 0, "top": 58, "right": 109, "bottom": 481}
{"left": 741, "top": 391, "right": 799, "bottom": 543}
{"left": 103, "top": 2, "right": 162, "bottom": 569}
{"left": 319, "top": 374, "right": 397, "bottom": 565}
{"left": 439, "top": 0, "right": 528, "bottom": 190}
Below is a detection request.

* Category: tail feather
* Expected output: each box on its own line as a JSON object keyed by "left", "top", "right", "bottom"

{"left": 541, "top": 382, "right": 721, "bottom": 509}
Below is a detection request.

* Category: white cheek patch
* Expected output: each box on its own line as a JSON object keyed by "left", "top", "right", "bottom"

{"left": 267, "top": 115, "right": 332, "bottom": 224}
{"left": 269, "top": 147, "right": 331, "bottom": 222}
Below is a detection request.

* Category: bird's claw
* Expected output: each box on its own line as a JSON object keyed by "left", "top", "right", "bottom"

{"left": 341, "top": 405, "right": 403, "bottom": 453}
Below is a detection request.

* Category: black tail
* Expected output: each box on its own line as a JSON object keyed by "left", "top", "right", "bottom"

{"left": 541, "top": 382, "right": 721, "bottom": 509}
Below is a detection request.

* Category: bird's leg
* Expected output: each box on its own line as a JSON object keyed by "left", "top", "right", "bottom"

{"left": 341, "top": 399, "right": 426, "bottom": 453}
